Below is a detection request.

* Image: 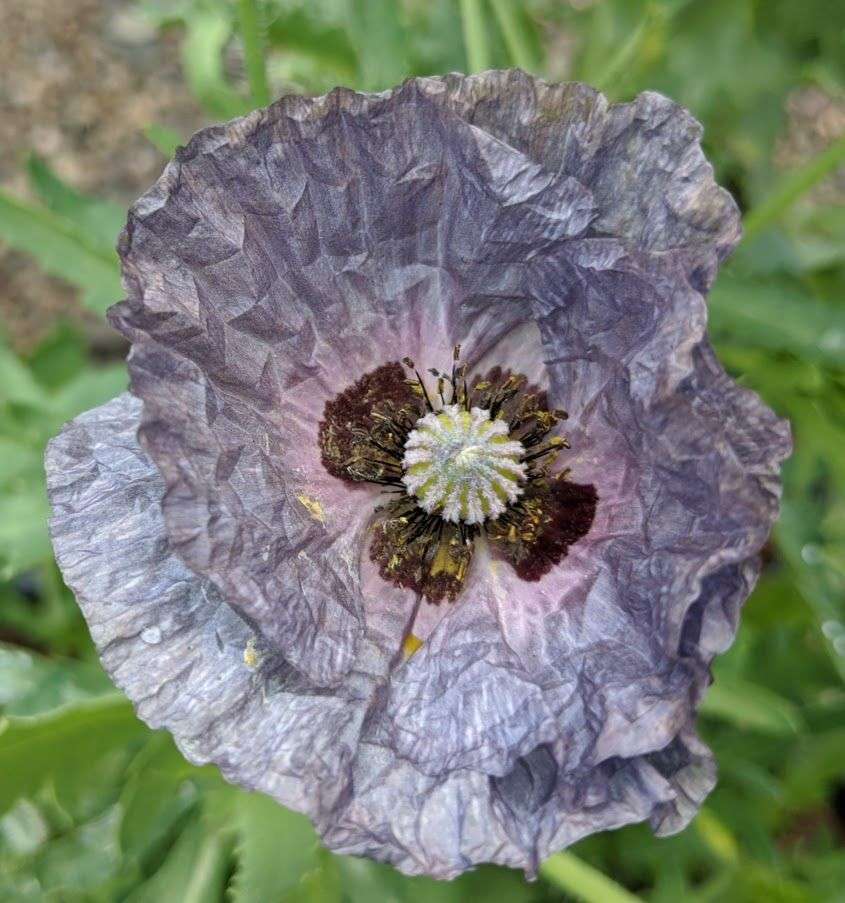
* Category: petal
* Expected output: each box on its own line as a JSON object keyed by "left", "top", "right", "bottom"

{"left": 45, "top": 394, "right": 379, "bottom": 813}
{"left": 110, "top": 78, "right": 594, "bottom": 682}
{"left": 378, "top": 541, "right": 693, "bottom": 778}
{"left": 46, "top": 71, "right": 790, "bottom": 877}
{"left": 323, "top": 726, "right": 716, "bottom": 878}
{"left": 384, "top": 259, "right": 787, "bottom": 778}
{"left": 426, "top": 70, "right": 740, "bottom": 276}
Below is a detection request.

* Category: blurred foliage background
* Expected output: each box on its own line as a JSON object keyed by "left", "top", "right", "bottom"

{"left": 1, "top": 0, "right": 844, "bottom": 900}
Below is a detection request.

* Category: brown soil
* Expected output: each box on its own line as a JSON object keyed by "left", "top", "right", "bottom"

{"left": 0, "top": 0, "right": 204, "bottom": 351}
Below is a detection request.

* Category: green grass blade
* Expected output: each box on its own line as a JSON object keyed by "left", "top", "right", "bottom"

{"left": 743, "top": 133, "right": 845, "bottom": 239}
{"left": 182, "top": 10, "right": 250, "bottom": 119}
{"left": 700, "top": 675, "right": 803, "bottom": 735}
{"left": 460, "top": 0, "right": 491, "bottom": 73}
{"left": 541, "top": 852, "right": 644, "bottom": 903}
{"left": 237, "top": 0, "right": 270, "bottom": 107}
{"left": 592, "top": 5, "right": 666, "bottom": 93}
{"left": 490, "top": 0, "right": 538, "bottom": 70}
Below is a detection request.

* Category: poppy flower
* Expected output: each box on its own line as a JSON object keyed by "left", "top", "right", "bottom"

{"left": 45, "top": 70, "right": 790, "bottom": 878}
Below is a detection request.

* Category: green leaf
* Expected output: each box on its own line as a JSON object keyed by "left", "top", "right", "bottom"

{"left": 0, "top": 331, "right": 126, "bottom": 579}
{"left": 348, "top": 0, "right": 409, "bottom": 90}
{"left": 143, "top": 123, "right": 183, "bottom": 158}
{"left": 700, "top": 675, "right": 804, "bottom": 735}
{"left": 229, "top": 792, "right": 321, "bottom": 903}
{"left": 126, "top": 814, "right": 232, "bottom": 903}
{"left": 338, "top": 857, "right": 442, "bottom": 903}
{"left": 0, "top": 343, "right": 49, "bottom": 408}
{"left": 709, "top": 274, "right": 845, "bottom": 367}
{"left": 119, "top": 733, "right": 201, "bottom": 870}
{"left": 0, "top": 190, "right": 122, "bottom": 314}
{"left": 26, "top": 155, "right": 125, "bottom": 252}
{"left": 50, "top": 365, "right": 128, "bottom": 424}
{"left": 266, "top": 8, "right": 358, "bottom": 73}
{"left": 0, "top": 486, "right": 52, "bottom": 580}
{"left": 182, "top": 9, "right": 251, "bottom": 119}
{"left": 782, "top": 728, "right": 845, "bottom": 809}
{"left": 743, "top": 132, "right": 845, "bottom": 239}
{"left": 26, "top": 324, "right": 88, "bottom": 390}
{"left": 0, "top": 696, "right": 146, "bottom": 814}
{"left": 33, "top": 804, "right": 125, "bottom": 897}
{"left": 540, "top": 851, "right": 645, "bottom": 903}
{"left": 0, "top": 798, "right": 49, "bottom": 858}
{"left": 0, "top": 644, "right": 111, "bottom": 717}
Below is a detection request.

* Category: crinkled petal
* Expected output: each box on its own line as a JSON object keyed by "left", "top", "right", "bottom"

{"left": 381, "top": 231, "right": 788, "bottom": 778}
{"left": 324, "top": 725, "right": 716, "bottom": 878}
{"left": 45, "top": 395, "right": 379, "bottom": 815}
{"left": 46, "top": 70, "right": 791, "bottom": 878}
{"left": 428, "top": 71, "right": 739, "bottom": 270}
{"left": 110, "top": 78, "right": 594, "bottom": 682}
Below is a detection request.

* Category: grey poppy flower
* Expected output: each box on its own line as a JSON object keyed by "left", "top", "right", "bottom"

{"left": 45, "top": 70, "right": 790, "bottom": 879}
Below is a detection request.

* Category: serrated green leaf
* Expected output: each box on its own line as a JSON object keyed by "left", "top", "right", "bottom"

{"left": 0, "top": 190, "right": 122, "bottom": 314}
{"left": 229, "top": 792, "right": 321, "bottom": 903}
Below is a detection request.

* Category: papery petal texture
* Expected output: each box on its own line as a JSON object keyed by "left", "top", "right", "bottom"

{"left": 46, "top": 70, "right": 790, "bottom": 879}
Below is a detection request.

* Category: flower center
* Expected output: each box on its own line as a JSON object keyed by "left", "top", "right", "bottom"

{"left": 402, "top": 405, "right": 526, "bottom": 525}
{"left": 318, "top": 348, "right": 597, "bottom": 604}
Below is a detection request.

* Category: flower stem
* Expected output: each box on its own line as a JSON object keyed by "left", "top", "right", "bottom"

{"left": 540, "top": 852, "right": 644, "bottom": 903}
{"left": 237, "top": 0, "right": 270, "bottom": 108}
{"left": 460, "top": 0, "right": 491, "bottom": 74}
{"left": 743, "top": 132, "right": 845, "bottom": 240}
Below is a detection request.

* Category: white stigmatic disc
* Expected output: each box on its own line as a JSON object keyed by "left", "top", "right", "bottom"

{"left": 402, "top": 404, "right": 526, "bottom": 525}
